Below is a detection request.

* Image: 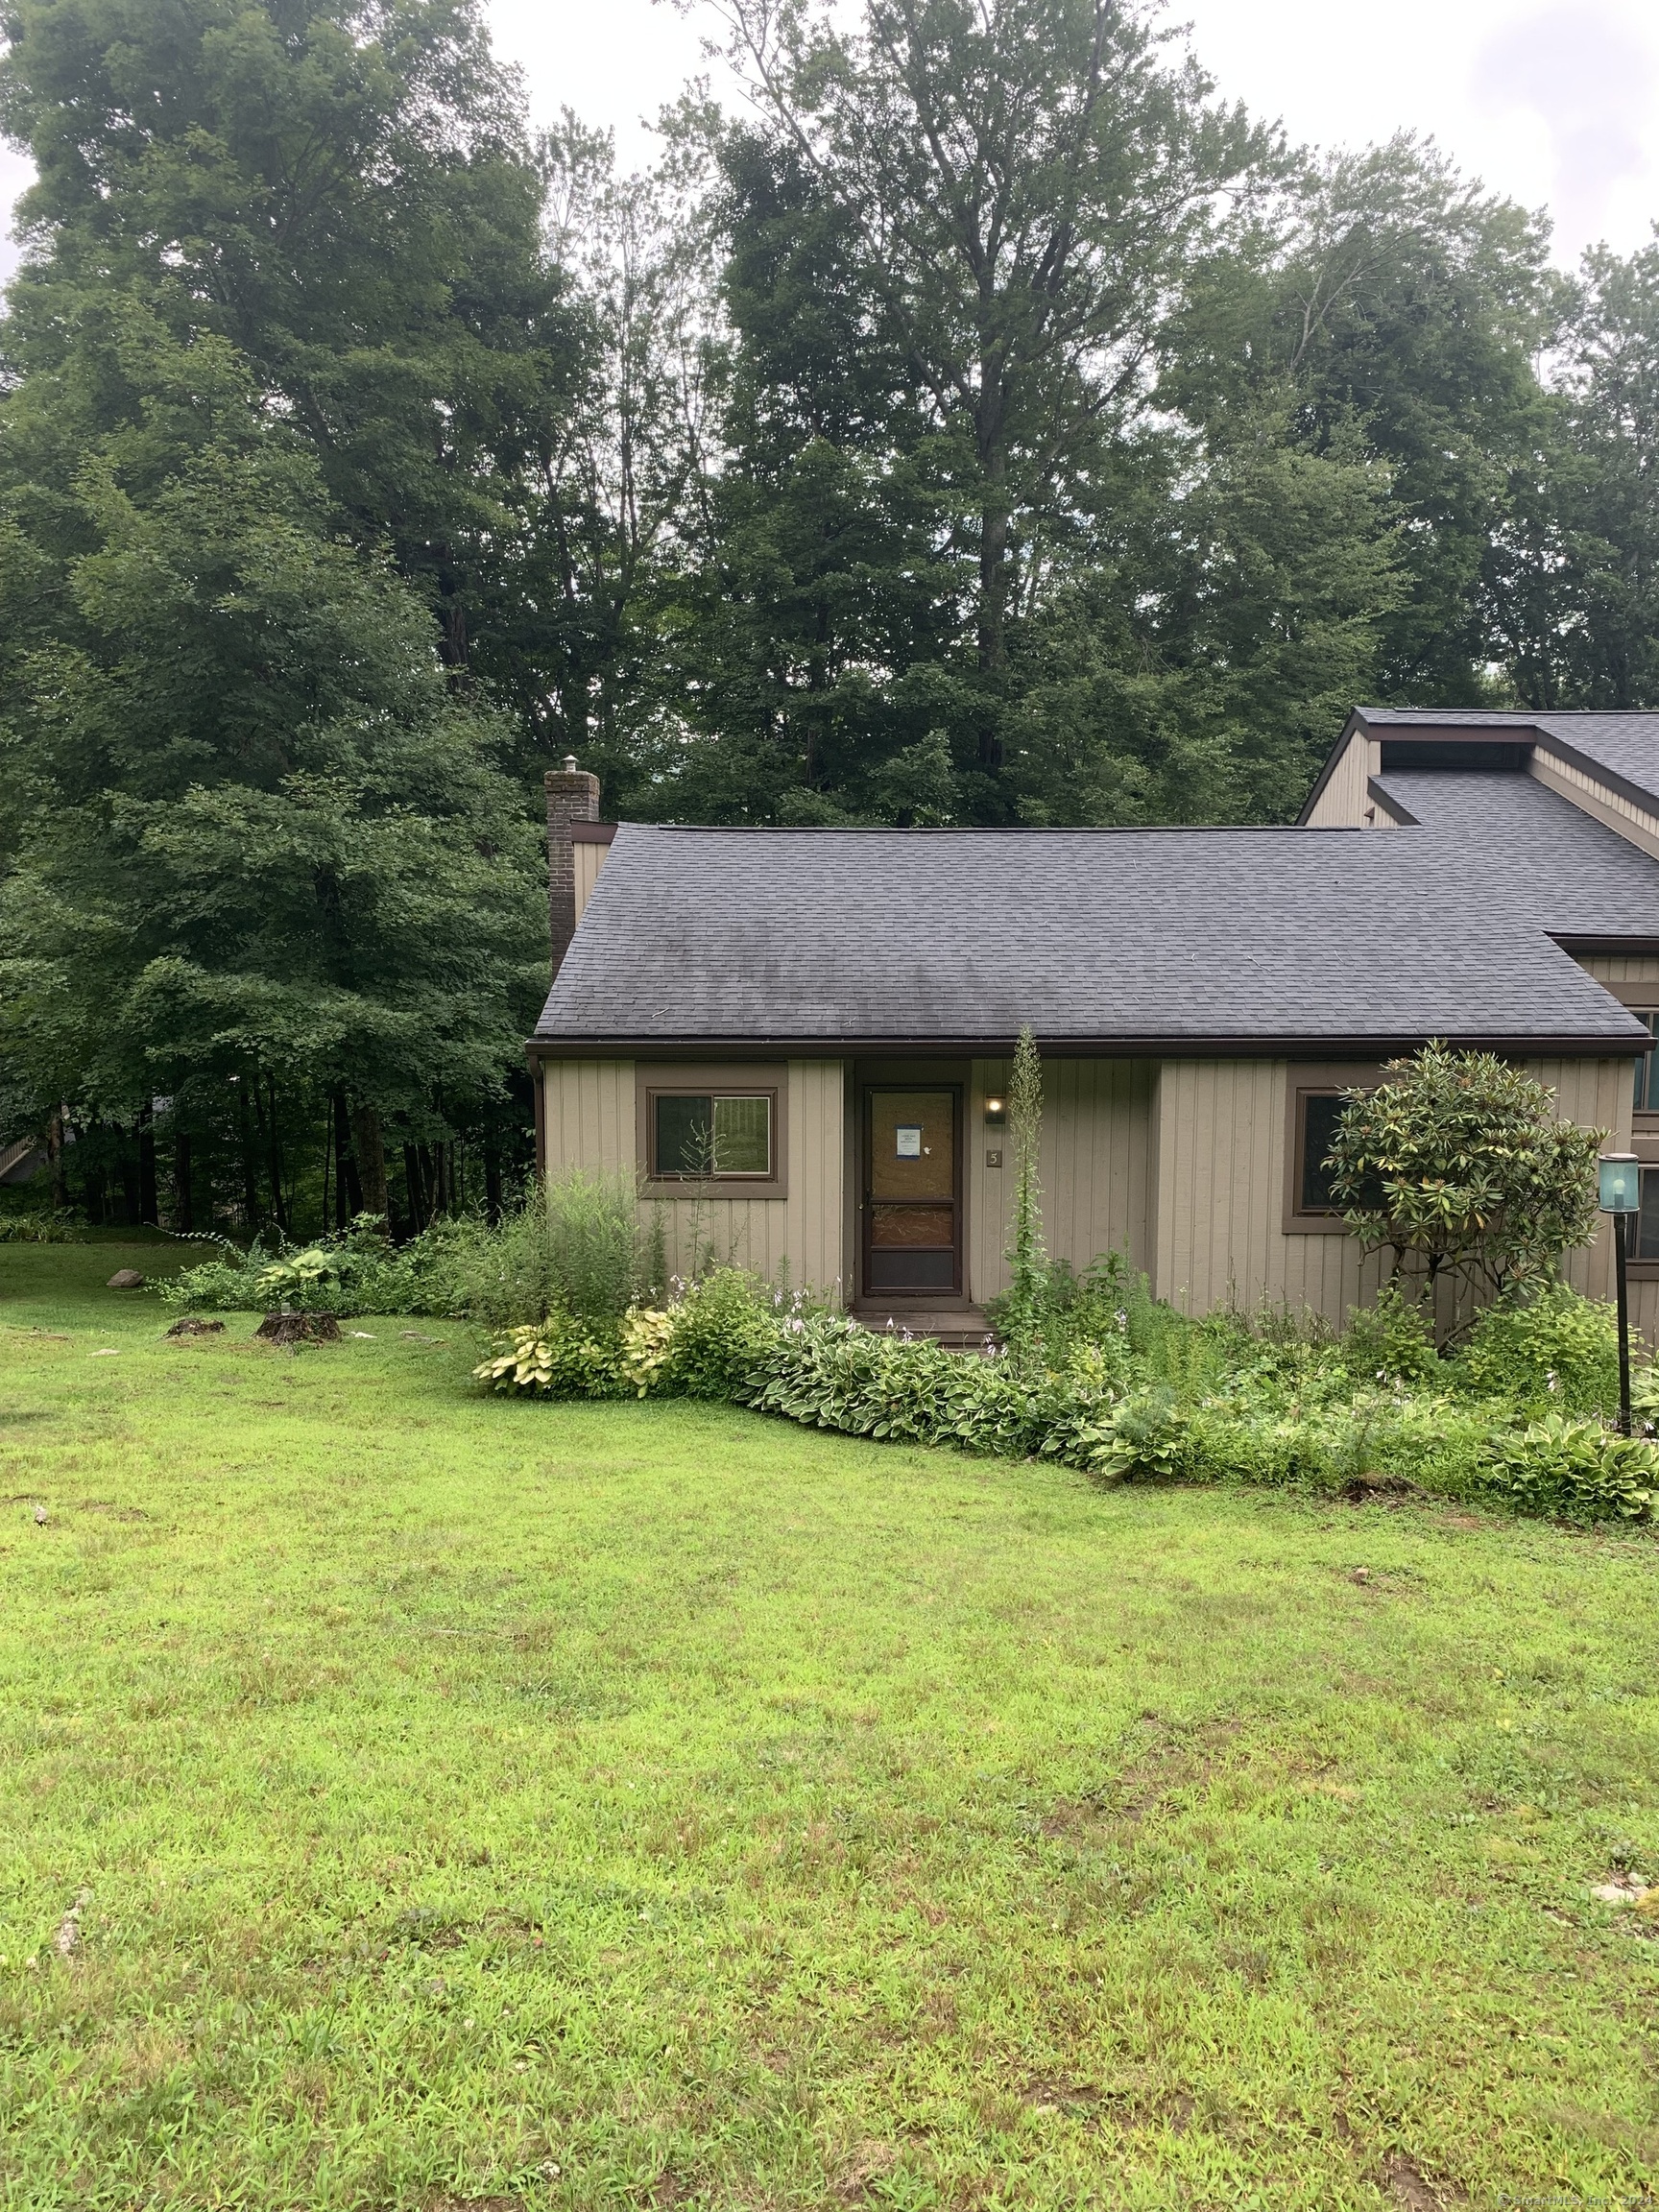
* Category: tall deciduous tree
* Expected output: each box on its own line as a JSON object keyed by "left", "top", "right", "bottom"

{"left": 0, "top": 420, "right": 545, "bottom": 1212}
{"left": 0, "top": 0, "right": 579, "bottom": 712}
{"left": 699, "top": 0, "right": 1273, "bottom": 808}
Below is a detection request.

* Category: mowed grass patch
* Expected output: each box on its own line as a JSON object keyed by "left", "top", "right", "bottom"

{"left": 3, "top": 1254, "right": 1659, "bottom": 2207}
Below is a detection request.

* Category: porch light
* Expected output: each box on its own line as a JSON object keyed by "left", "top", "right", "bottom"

{"left": 1599, "top": 1153, "right": 1640, "bottom": 1214}
{"left": 1599, "top": 1151, "right": 1640, "bottom": 1436}
{"left": 983, "top": 1094, "right": 1006, "bottom": 1126}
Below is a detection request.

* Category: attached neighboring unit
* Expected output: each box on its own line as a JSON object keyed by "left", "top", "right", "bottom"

{"left": 529, "top": 713, "right": 1659, "bottom": 1337}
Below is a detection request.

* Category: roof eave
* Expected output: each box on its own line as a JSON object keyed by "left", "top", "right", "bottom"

{"left": 529, "top": 1028, "right": 1652, "bottom": 1060}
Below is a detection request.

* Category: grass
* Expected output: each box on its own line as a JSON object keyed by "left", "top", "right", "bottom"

{"left": 3, "top": 1251, "right": 1659, "bottom": 2208}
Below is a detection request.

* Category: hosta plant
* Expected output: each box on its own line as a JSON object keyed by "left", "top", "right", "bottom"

{"left": 1485, "top": 1414, "right": 1659, "bottom": 1524}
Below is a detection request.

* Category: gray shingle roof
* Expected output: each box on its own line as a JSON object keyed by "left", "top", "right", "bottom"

{"left": 534, "top": 814, "right": 1654, "bottom": 1052}
{"left": 1358, "top": 706, "right": 1659, "bottom": 808}
{"left": 1375, "top": 768, "right": 1659, "bottom": 936}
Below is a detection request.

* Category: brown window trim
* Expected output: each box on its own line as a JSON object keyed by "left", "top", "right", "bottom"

{"left": 1610, "top": 996, "right": 1659, "bottom": 1126}
{"left": 1283, "top": 1064, "right": 1383, "bottom": 1236}
{"left": 635, "top": 1062, "right": 788, "bottom": 1197}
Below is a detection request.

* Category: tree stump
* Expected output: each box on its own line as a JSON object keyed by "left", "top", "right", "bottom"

{"left": 255, "top": 1310, "right": 341, "bottom": 1346}
{"left": 166, "top": 1316, "right": 226, "bottom": 1337}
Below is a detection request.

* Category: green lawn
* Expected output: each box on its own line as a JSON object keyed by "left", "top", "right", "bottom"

{"left": 4, "top": 1250, "right": 1659, "bottom": 2208}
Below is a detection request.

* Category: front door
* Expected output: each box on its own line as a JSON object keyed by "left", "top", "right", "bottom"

{"left": 863, "top": 1088, "right": 961, "bottom": 1296}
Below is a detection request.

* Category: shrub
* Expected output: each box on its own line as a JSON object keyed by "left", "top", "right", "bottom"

{"left": 999, "top": 1024, "right": 1047, "bottom": 1352}
{"left": 473, "top": 1312, "right": 631, "bottom": 1399}
{"left": 1325, "top": 1042, "right": 1603, "bottom": 1319}
{"left": 0, "top": 1209, "right": 84, "bottom": 1243}
{"left": 1485, "top": 1415, "right": 1659, "bottom": 1524}
{"left": 665, "top": 1270, "right": 786, "bottom": 1401}
{"left": 745, "top": 1310, "right": 1054, "bottom": 1455}
{"left": 1084, "top": 1389, "right": 1195, "bottom": 1483}
{"left": 161, "top": 1215, "right": 445, "bottom": 1315}
{"left": 1450, "top": 1286, "right": 1621, "bottom": 1416}
{"left": 1340, "top": 1282, "right": 1438, "bottom": 1386}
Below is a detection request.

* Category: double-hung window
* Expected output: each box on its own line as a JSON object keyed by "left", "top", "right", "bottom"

{"left": 649, "top": 1090, "right": 774, "bottom": 1181}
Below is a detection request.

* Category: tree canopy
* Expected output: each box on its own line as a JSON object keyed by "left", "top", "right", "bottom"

{"left": 1, "top": 0, "right": 1657, "bottom": 1233}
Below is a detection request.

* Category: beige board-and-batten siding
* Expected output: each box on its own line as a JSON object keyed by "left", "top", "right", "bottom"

{"left": 967, "top": 1058, "right": 1156, "bottom": 1304}
{"left": 540, "top": 1058, "right": 847, "bottom": 1297}
{"left": 1150, "top": 1054, "right": 1643, "bottom": 1333}
{"left": 1572, "top": 955, "right": 1659, "bottom": 1341}
{"left": 542, "top": 1049, "right": 1650, "bottom": 1334}
{"left": 573, "top": 837, "right": 609, "bottom": 922}
{"left": 1303, "top": 732, "right": 1384, "bottom": 829}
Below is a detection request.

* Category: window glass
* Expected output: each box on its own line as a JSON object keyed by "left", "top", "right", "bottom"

{"left": 1637, "top": 1166, "right": 1659, "bottom": 1262}
{"left": 1300, "top": 1093, "right": 1347, "bottom": 1212}
{"left": 712, "top": 1095, "right": 770, "bottom": 1175}
{"left": 1636, "top": 1014, "right": 1659, "bottom": 1113}
{"left": 653, "top": 1093, "right": 771, "bottom": 1178}
{"left": 655, "top": 1094, "right": 712, "bottom": 1176}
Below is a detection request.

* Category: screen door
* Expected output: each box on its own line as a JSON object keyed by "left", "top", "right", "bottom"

{"left": 863, "top": 1088, "right": 960, "bottom": 1294}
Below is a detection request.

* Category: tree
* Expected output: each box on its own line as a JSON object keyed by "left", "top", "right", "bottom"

{"left": 694, "top": 0, "right": 1273, "bottom": 814}
{"left": 0, "top": 427, "right": 546, "bottom": 1231}
{"left": 1496, "top": 236, "right": 1659, "bottom": 710}
{"left": 0, "top": 0, "right": 580, "bottom": 722}
{"left": 1325, "top": 1043, "right": 1604, "bottom": 1325}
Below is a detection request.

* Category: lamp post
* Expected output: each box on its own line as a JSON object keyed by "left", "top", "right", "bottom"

{"left": 1598, "top": 1152, "right": 1640, "bottom": 1436}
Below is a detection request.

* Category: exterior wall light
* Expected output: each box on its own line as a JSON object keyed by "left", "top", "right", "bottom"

{"left": 1598, "top": 1151, "right": 1640, "bottom": 1435}
{"left": 983, "top": 1095, "right": 1006, "bottom": 1127}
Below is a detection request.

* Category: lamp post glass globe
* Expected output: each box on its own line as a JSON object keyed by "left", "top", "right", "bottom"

{"left": 1599, "top": 1153, "right": 1640, "bottom": 1214}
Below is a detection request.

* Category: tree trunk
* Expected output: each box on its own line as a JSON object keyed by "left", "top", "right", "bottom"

{"left": 976, "top": 429, "right": 1008, "bottom": 771}
{"left": 333, "top": 1093, "right": 362, "bottom": 1226}
{"left": 484, "top": 1127, "right": 503, "bottom": 1225}
{"left": 253, "top": 1075, "right": 288, "bottom": 1234}
{"left": 47, "top": 1107, "right": 65, "bottom": 1210}
{"left": 236, "top": 1082, "right": 259, "bottom": 1230}
{"left": 402, "top": 1142, "right": 427, "bottom": 1231}
{"left": 349, "top": 1103, "right": 390, "bottom": 1226}
{"left": 174, "top": 1133, "right": 194, "bottom": 1234}
{"left": 137, "top": 1101, "right": 158, "bottom": 1226}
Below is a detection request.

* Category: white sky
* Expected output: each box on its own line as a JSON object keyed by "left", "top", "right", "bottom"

{"left": 1, "top": 0, "right": 1656, "bottom": 274}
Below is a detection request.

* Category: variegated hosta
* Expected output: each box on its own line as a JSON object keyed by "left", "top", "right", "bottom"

{"left": 473, "top": 1326, "right": 558, "bottom": 1393}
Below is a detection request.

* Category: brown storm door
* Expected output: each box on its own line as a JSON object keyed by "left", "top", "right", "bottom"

{"left": 862, "top": 1088, "right": 961, "bottom": 1296}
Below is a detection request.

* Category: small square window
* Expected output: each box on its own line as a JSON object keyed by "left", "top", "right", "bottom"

{"left": 651, "top": 1093, "right": 773, "bottom": 1179}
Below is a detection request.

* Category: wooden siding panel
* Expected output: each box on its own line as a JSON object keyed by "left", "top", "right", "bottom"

{"left": 541, "top": 1058, "right": 845, "bottom": 1295}
{"left": 1576, "top": 954, "right": 1659, "bottom": 988}
{"left": 966, "top": 1057, "right": 1154, "bottom": 1305}
{"left": 1526, "top": 1056, "right": 1630, "bottom": 1307}
{"left": 1304, "top": 733, "right": 1382, "bottom": 828}
{"left": 1151, "top": 1055, "right": 1632, "bottom": 1328}
{"left": 573, "top": 839, "right": 609, "bottom": 920}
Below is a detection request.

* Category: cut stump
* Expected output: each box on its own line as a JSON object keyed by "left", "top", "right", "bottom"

{"left": 166, "top": 1316, "right": 226, "bottom": 1337}
{"left": 255, "top": 1310, "right": 340, "bottom": 1346}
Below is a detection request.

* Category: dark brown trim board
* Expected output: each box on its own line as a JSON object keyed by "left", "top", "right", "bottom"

{"left": 570, "top": 821, "right": 617, "bottom": 845}
{"left": 1282, "top": 1063, "right": 1383, "bottom": 1236}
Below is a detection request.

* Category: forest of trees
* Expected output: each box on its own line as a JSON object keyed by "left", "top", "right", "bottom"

{"left": 2, "top": 0, "right": 1658, "bottom": 1238}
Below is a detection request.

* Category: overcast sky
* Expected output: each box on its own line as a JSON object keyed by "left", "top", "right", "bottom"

{"left": 2, "top": 0, "right": 1656, "bottom": 275}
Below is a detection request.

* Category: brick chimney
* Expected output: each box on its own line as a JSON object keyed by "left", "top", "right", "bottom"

{"left": 544, "top": 754, "right": 601, "bottom": 976}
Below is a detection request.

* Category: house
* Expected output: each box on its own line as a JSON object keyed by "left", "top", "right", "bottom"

{"left": 529, "top": 710, "right": 1659, "bottom": 1337}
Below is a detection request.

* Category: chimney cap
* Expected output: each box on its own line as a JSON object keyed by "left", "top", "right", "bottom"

{"left": 563, "top": 754, "right": 578, "bottom": 773}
